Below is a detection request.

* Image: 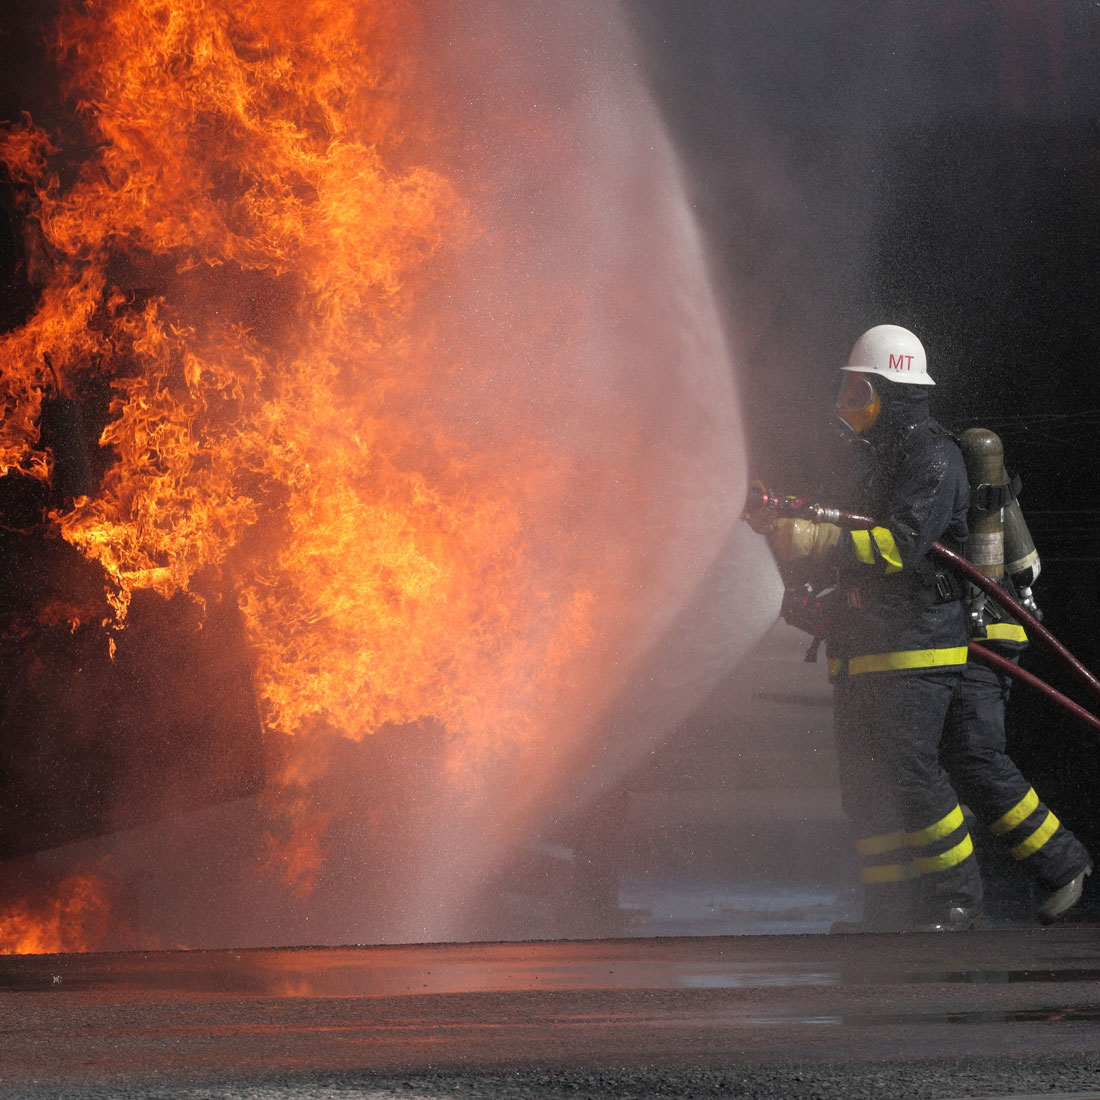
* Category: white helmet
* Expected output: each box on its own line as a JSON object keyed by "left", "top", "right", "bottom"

{"left": 840, "top": 324, "right": 934, "bottom": 386}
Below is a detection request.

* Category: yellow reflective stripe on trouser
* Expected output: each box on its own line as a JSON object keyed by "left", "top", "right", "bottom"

{"left": 913, "top": 834, "right": 974, "bottom": 875}
{"left": 981, "top": 623, "right": 1028, "bottom": 644}
{"left": 1011, "top": 810, "right": 1060, "bottom": 860}
{"left": 861, "top": 862, "right": 920, "bottom": 884}
{"left": 990, "top": 788, "right": 1039, "bottom": 836}
{"left": 846, "top": 647, "right": 968, "bottom": 676}
{"left": 851, "top": 527, "right": 903, "bottom": 573}
{"left": 856, "top": 831, "right": 907, "bottom": 857}
{"left": 906, "top": 805, "right": 964, "bottom": 847}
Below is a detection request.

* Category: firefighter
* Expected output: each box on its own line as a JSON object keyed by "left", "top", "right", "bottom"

{"left": 746, "top": 324, "right": 982, "bottom": 931}
{"left": 940, "top": 438, "right": 1092, "bottom": 924}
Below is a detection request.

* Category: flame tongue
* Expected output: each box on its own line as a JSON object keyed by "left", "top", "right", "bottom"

{"left": 2, "top": 0, "right": 589, "bottom": 749}
{"left": 0, "top": 872, "right": 114, "bottom": 954}
{"left": 1, "top": 0, "right": 630, "bottom": 907}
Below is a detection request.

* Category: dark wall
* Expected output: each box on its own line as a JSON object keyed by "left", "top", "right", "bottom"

{"left": 872, "top": 116, "right": 1100, "bottom": 858}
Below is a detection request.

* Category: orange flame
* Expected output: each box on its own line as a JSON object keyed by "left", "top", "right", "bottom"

{"left": 2, "top": 0, "right": 599, "bottom": 731}
{"left": 0, "top": 0, "right": 617, "bottom": 905}
{"left": 1, "top": 0, "right": 753, "bottom": 944}
{"left": 0, "top": 873, "right": 113, "bottom": 955}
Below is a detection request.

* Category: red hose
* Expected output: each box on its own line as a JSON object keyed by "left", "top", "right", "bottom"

{"left": 966, "top": 643, "right": 1100, "bottom": 735}
{"left": 931, "top": 541, "right": 1100, "bottom": 707}
{"left": 826, "top": 507, "right": 1100, "bottom": 709}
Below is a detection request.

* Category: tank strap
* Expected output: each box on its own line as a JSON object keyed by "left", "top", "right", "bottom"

{"left": 971, "top": 470, "right": 1022, "bottom": 512}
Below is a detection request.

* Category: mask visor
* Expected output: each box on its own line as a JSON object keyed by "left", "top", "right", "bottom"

{"left": 835, "top": 371, "right": 880, "bottom": 433}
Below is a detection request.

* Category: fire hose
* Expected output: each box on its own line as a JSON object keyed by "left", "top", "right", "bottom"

{"left": 747, "top": 486, "right": 1100, "bottom": 733}
{"left": 965, "top": 644, "right": 1100, "bottom": 737}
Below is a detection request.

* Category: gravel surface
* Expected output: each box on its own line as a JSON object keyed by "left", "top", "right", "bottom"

{"left": 7, "top": 1058, "right": 1100, "bottom": 1100}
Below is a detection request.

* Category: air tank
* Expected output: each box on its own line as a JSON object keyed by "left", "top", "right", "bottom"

{"left": 1004, "top": 487, "right": 1041, "bottom": 587}
{"left": 959, "top": 427, "right": 1005, "bottom": 580}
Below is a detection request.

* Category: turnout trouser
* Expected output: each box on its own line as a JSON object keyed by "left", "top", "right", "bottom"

{"left": 941, "top": 657, "right": 1091, "bottom": 891}
{"left": 833, "top": 666, "right": 983, "bottom": 930}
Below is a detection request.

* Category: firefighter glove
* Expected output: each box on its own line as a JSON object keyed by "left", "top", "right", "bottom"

{"left": 768, "top": 518, "right": 842, "bottom": 563}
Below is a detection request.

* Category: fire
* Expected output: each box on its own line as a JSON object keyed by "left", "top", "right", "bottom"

{"left": 1, "top": 0, "right": 598, "bottom": 736}
{"left": 1, "top": 0, "right": 753, "bottom": 946}
{"left": 0, "top": 0, "right": 621, "bottom": 915}
{"left": 0, "top": 873, "right": 112, "bottom": 955}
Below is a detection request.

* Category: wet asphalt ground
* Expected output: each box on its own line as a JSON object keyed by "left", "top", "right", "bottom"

{"left": 4, "top": 929, "right": 1100, "bottom": 1100}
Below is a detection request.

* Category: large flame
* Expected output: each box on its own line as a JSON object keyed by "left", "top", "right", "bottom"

{"left": 0, "top": 0, "right": 761, "bottom": 948}
{"left": 3, "top": 2, "right": 600, "bottom": 762}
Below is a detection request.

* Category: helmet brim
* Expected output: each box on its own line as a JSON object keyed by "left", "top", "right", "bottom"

{"left": 839, "top": 364, "right": 935, "bottom": 386}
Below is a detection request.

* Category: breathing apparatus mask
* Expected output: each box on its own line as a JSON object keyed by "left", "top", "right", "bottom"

{"left": 835, "top": 371, "right": 881, "bottom": 435}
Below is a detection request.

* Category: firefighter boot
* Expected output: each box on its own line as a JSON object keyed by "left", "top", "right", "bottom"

{"left": 1037, "top": 865, "right": 1092, "bottom": 925}
{"left": 912, "top": 903, "right": 983, "bottom": 933}
{"left": 911, "top": 857, "right": 983, "bottom": 932}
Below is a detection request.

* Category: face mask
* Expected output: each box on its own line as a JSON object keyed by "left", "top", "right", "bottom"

{"left": 835, "top": 371, "right": 881, "bottom": 434}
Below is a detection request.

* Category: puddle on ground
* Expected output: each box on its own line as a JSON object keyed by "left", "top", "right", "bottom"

{"left": 753, "top": 1004, "right": 1100, "bottom": 1026}
{"left": 849, "top": 968, "right": 1100, "bottom": 986}
{"left": 4, "top": 945, "right": 1100, "bottom": 998}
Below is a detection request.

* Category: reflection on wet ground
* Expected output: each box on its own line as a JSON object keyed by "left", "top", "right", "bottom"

{"left": 0, "top": 948, "right": 845, "bottom": 996}
{"left": 756, "top": 1005, "right": 1100, "bottom": 1026}
{"left": 6, "top": 937, "right": 1100, "bottom": 998}
{"left": 7, "top": 931, "right": 1100, "bottom": 1097}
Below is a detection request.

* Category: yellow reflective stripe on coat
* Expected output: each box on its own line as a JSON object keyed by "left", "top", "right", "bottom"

{"left": 906, "top": 805, "right": 964, "bottom": 848}
{"left": 981, "top": 623, "right": 1028, "bottom": 644}
{"left": 856, "top": 830, "right": 907, "bottom": 857}
{"left": 851, "top": 527, "right": 903, "bottom": 573}
{"left": 861, "top": 862, "right": 920, "bottom": 884}
{"left": 846, "top": 646, "right": 968, "bottom": 676}
{"left": 827, "top": 658, "right": 843, "bottom": 678}
{"left": 851, "top": 529, "right": 875, "bottom": 564}
{"left": 913, "top": 834, "right": 974, "bottom": 875}
{"left": 1011, "top": 810, "right": 1060, "bottom": 860}
{"left": 871, "top": 527, "right": 903, "bottom": 573}
{"left": 990, "top": 788, "right": 1039, "bottom": 836}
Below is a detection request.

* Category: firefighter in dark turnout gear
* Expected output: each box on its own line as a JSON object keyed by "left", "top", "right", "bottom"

{"left": 747, "top": 325, "right": 983, "bottom": 931}
{"left": 939, "top": 445, "right": 1092, "bottom": 923}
